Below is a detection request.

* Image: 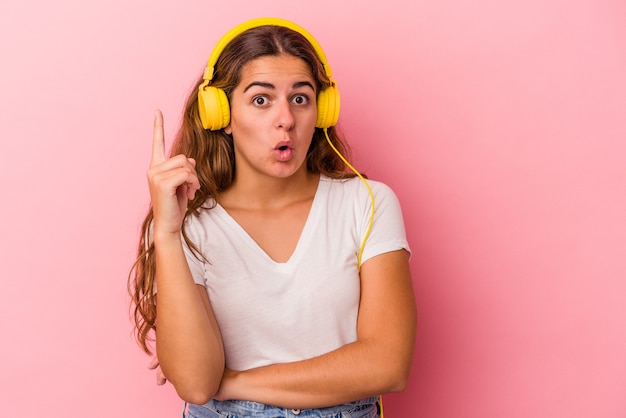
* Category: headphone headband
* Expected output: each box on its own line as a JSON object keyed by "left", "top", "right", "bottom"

{"left": 202, "top": 17, "right": 333, "bottom": 83}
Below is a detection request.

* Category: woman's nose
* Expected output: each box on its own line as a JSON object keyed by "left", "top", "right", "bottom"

{"left": 276, "top": 100, "right": 295, "bottom": 130}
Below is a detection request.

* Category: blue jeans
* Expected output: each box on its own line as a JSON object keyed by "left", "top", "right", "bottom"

{"left": 184, "top": 397, "right": 380, "bottom": 418}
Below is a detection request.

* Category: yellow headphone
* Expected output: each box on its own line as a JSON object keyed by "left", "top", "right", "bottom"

{"left": 197, "top": 17, "right": 341, "bottom": 131}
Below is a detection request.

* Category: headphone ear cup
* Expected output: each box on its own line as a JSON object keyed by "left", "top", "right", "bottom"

{"left": 198, "top": 86, "right": 230, "bottom": 130}
{"left": 316, "top": 85, "right": 340, "bottom": 128}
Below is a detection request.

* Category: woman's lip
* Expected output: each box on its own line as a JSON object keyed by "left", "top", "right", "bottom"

{"left": 273, "top": 140, "right": 294, "bottom": 161}
{"left": 274, "top": 146, "right": 294, "bottom": 161}
{"left": 274, "top": 139, "right": 294, "bottom": 150}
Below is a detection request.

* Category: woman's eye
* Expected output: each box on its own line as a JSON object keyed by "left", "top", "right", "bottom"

{"left": 252, "top": 96, "right": 269, "bottom": 106}
{"left": 291, "top": 94, "right": 309, "bottom": 105}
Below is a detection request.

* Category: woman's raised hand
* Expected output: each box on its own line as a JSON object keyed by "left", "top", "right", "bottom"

{"left": 147, "top": 110, "right": 200, "bottom": 236}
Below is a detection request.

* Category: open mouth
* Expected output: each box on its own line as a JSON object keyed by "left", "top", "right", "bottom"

{"left": 274, "top": 142, "right": 294, "bottom": 161}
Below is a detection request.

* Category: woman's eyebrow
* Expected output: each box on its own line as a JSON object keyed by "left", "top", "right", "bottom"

{"left": 243, "top": 81, "right": 274, "bottom": 93}
{"left": 243, "top": 80, "right": 315, "bottom": 93}
{"left": 293, "top": 81, "right": 315, "bottom": 91}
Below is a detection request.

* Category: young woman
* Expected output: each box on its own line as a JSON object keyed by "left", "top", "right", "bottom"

{"left": 129, "top": 18, "right": 416, "bottom": 418}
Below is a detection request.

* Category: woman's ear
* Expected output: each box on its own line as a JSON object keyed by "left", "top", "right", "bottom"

{"left": 224, "top": 124, "right": 232, "bottom": 135}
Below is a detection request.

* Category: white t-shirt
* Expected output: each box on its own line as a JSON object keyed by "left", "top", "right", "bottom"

{"left": 182, "top": 175, "right": 410, "bottom": 371}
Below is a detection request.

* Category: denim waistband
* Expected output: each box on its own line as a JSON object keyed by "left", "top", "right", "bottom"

{"left": 184, "top": 396, "right": 380, "bottom": 418}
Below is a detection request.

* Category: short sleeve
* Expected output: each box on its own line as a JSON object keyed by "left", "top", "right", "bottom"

{"left": 359, "top": 181, "right": 411, "bottom": 264}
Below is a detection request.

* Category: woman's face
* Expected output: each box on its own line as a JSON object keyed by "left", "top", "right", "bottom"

{"left": 225, "top": 54, "right": 317, "bottom": 181}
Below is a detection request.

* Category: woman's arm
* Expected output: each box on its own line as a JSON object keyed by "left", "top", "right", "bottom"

{"left": 215, "top": 249, "right": 417, "bottom": 409}
{"left": 154, "top": 246, "right": 225, "bottom": 404}
{"left": 149, "top": 110, "right": 224, "bottom": 404}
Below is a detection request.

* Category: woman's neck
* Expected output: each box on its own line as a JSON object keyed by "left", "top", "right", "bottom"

{"left": 218, "top": 168, "right": 319, "bottom": 211}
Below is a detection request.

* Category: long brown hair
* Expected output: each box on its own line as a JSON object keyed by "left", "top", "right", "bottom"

{"left": 128, "top": 25, "right": 356, "bottom": 354}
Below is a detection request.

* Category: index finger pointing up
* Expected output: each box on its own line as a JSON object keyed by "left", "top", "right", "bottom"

{"left": 151, "top": 110, "right": 166, "bottom": 166}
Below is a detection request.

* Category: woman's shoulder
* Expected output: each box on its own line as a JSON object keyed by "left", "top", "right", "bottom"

{"left": 183, "top": 198, "right": 220, "bottom": 228}
{"left": 320, "top": 174, "right": 397, "bottom": 198}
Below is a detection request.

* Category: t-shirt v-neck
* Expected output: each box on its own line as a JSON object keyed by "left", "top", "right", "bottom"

{"left": 212, "top": 178, "right": 325, "bottom": 270}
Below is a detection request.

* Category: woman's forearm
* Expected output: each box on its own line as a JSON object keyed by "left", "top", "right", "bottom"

{"left": 217, "top": 337, "right": 412, "bottom": 409}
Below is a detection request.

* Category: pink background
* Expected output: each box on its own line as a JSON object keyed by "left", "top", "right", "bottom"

{"left": 1, "top": 0, "right": 625, "bottom": 416}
